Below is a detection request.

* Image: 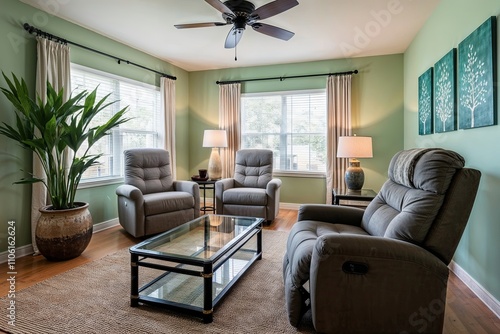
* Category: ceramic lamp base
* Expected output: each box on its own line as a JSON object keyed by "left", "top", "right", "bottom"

{"left": 208, "top": 148, "right": 222, "bottom": 180}
{"left": 344, "top": 159, "right": 365, "bottom": 190}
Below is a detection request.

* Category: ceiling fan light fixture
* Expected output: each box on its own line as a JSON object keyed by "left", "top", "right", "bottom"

{"left": 175, "top": 0, "right": 298, "bottom": 49}
{"left": 233, "top": 16, "right": 247, "bottom": 30}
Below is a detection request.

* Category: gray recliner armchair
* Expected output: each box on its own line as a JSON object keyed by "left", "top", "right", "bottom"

{"left": 215, "top": 149, "right": 281, "bottom": 222}
{"left": 116, "top": 148, "right": 200, "bottom": 237}
{"left": 283, "top": 148, "right": 481, "bottom": 333}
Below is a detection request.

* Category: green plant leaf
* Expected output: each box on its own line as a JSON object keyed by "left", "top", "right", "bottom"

{"left": 0, "top": 72, "right": 130, "bottom": 210}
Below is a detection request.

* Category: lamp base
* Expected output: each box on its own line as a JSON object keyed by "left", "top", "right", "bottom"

{"left": 208, "top": 148, "right": 222, "bottom": 180}
{"left": 344, "top": 159, "right": 364, "bottom": 190}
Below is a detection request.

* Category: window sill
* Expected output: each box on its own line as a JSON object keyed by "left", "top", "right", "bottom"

{"left": 77, "top": 177, "right": 124, "bottom": 189}
{"left": 273, "top": 171, "right": 326, "bottom": 179}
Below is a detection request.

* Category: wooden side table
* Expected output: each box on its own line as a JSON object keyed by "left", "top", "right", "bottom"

{"left": 192, "top": 180, "right": 216, "bottom": 213}
{"left": 332, "top": 188, "right": 377, "bottom": 206}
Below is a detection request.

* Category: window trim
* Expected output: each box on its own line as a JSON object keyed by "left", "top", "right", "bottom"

{"left": 71, "top": 64, "right": 160, "bottom": 92}
{"left": 77, "top": 176, "right": 123, "bottom": 189}
{"left": 273, "top": 170, "right": 326, "bottom": 178}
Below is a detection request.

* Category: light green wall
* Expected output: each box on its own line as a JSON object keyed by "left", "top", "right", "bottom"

{"left": 404, "top": 0, "right": 500, "bottom": 301}
{"left": 0, "top": 0, "right": 189, "bottom": 251}
{"left": 188, "top": 55, "right": 404, "bottom": 203}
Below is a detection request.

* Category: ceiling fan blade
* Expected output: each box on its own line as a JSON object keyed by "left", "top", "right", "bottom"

{"left": 251, "top": 0, "right": 299, "bottom": 20}
{"left": 224, "top": 26, "right": 244, "bottom": 48}
{"left": 175, "top": 22, "right": 227, "bottom": 29}
{"left": 251, "top": 23, "right": 294, "bottom": 41}
{"left": 205, "top": 0, "right": 235, "bottom": 16}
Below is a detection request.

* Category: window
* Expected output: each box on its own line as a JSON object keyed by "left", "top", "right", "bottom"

{"left": 71, "top": 64, "right": 162, "bottom": 184}
{"left": 241, "top": 89, "right": 327, "bottom": 174}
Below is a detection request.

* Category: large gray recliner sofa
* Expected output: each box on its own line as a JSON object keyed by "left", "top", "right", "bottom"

{"left": 283, "top": 148, "right": 481, "bottom": 333}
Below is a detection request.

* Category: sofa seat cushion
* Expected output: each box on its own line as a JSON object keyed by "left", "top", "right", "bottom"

{"left": 143, "top": 191, "right": 195, "bottom": 216}
{"left": 287, "top": 221, "right": 370, "bottom": 285}
{"left": 223, "top": 188, "right": 267, "bottom": 206}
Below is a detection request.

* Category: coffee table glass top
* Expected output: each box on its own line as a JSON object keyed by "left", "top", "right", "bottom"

{"left": 130, "top": 214, "right": 263, "bottom": 262}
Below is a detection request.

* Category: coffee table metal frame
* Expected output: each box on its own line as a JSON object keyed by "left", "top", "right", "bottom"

{"left": 129, "top": 214, "right": 263, "bottom": 323}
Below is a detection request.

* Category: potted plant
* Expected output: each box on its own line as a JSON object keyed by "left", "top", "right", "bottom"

{"left": 0, "top": 73, "right": 129, "bottom": 260}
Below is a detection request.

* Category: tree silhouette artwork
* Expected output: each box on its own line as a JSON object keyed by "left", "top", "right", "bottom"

{"left": 460, "top": 44, "right": 487, "bottom": 128}
{"left": 458, "top": 17, "right": 496, "bottom": 129}
{"left": 434, "top": 49, "right": 456, "bottom": 133}
{"left": 418, "top": 68, "right": 433, "bottom": 135}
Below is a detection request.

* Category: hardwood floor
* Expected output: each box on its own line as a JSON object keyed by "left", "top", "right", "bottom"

{"left": 1, "top": 208, "right": 498, "bottom": 333}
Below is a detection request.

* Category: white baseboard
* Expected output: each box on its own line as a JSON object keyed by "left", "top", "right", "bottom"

{"left": 0, "top": 244, "right": 34, "bottom": 264}
{"left": 279, "top": 202, "right": 301, "bottom": 210}
{"left": 92, "top": 218, "right": 120, "bottom": 233}
{"left": 449, "top": 260, "right": 500, "bottom": 319}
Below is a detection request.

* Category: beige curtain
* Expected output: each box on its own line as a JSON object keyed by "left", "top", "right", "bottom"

{"left": 32, "top": 37, "right": 71, "bottom": 254}
{"left": 326, "top": 74, "right": 352, "bottom": 204}
{"left": 160, "top": 77, "right": 176, "bottom": 179}
{"left": 218, "top": 83, "right": 241, "bottom": 178}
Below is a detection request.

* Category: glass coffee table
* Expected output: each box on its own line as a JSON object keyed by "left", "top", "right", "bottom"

{"left": 129, "top": 214, "right": 263, "bottom": 323}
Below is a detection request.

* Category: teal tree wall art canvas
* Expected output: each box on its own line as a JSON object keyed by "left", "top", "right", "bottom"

{"left": 418, "top": 68, "right": 433, "bottom": 135}
{"left": 458, "top": 16, "right": 497, "bottom": 129}
{"left": 434, "top": 49, "right": 457, "bottom": 133}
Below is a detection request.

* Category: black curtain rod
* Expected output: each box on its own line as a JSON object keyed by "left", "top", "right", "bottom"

{"left": 23, "top": 23, "right": 176, "bottom": 80}
{"left": 216, "top": 70, "right": 358, "bottom": 85}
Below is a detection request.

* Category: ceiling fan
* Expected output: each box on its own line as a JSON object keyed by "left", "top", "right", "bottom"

{"left": 175, "top": 0, "right": 299, "bottom": 49}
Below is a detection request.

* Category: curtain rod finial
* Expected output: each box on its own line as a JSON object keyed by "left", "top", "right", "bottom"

{"left": 23, "top": 23, "right": 34, "bottom": 34}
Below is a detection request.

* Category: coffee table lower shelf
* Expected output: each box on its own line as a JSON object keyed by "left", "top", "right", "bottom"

{"left": 130, "top": 222, "right": 262, "bottom": 323}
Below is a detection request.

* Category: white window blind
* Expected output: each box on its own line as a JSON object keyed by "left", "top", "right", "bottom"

{"left": 241, "top": 89, "right": 327, "bottom": 173}
{"left": 70, "top": 64, "right": 162, "bottom": 183}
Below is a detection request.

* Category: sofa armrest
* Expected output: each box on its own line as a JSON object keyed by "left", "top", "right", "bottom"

{"left": 313, "top": 234, "right": 448, "bottom": 272}
{"left": 309, "top": 234, "right": 449, "bottom": 333}
{"left": 116, "top": 184, "right": 143, "bottom": 202}
{"left": 173, "top": 180, "right": 199, "bottom": 195}
{"left": 266, "top": 178, "right": 282, "bottom": 220}
{"left": 116, "top": 184, "right": 145, "bottom": 237}
{"left": 215, "top": 178, "right": 235, "bottom": 214}
{"left": 297, "top": 204, "right": 365, "bottom": 226}
{"left": 173, "top": 181, "right": 200, "bottom": 217}
{"left": 266, "top": 178, "right": 282, "bottom": 195}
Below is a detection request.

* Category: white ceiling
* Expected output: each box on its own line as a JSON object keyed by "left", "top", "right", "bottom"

{"left": 19, "top": 0, "right": 440, "bottom": 72}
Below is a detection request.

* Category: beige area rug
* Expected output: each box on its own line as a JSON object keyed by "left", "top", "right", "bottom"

{"left": 0, "top": 230, "right": 315, "bottom": 334}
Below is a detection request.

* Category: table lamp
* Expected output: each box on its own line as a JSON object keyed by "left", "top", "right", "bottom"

{"left": 336, "top": 135, "right": 373, "bottom": 190}
{"left": 203, "top": 129, "right": 228, "bottom": 180}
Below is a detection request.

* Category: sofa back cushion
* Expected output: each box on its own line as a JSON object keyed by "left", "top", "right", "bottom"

{"left": 423, "top": 168, "right": 481, "bottom": 263}
{"left": 361, "top": 148, "right": 465, "bottom": 246}
{"left": 234, "top": 149, "right": 273, "bottom": 188}
{"left": 124, "top": 148, "right": 174, "bottom": 194}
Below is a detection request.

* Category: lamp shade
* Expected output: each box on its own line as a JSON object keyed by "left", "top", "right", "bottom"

{"left": 203, "top": 129, "right": 228, "bottom": 148}
{"left": 336, "top": 136, "right": 373, "bottom": 158}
